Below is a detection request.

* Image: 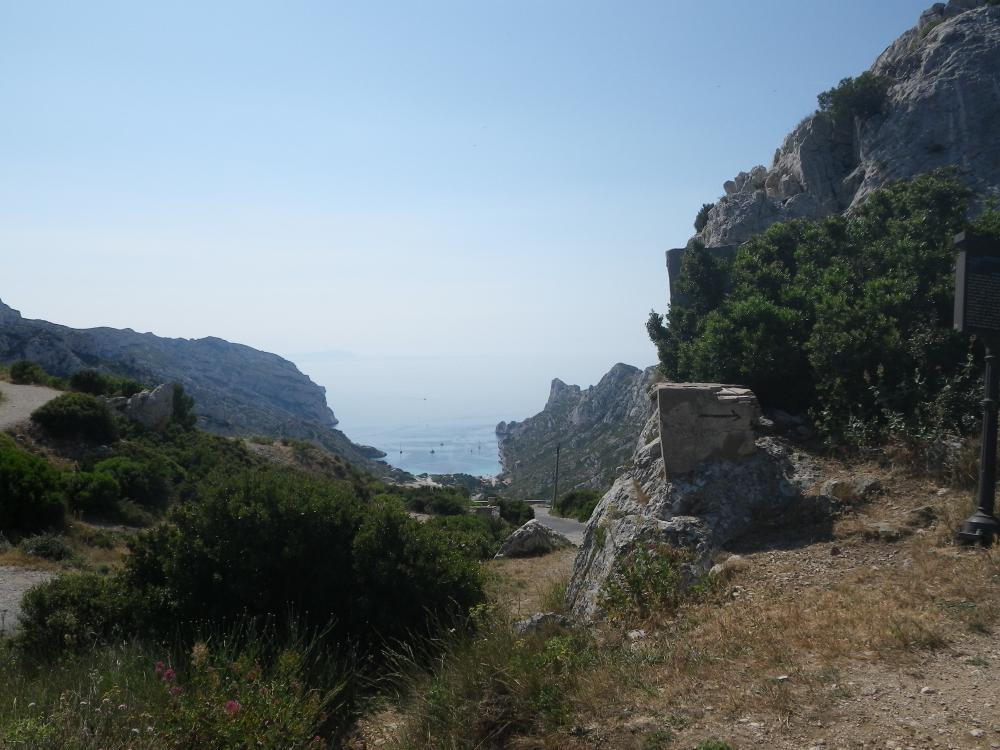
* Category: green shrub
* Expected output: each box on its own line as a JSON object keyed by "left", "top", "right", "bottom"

{"left": 694, "top": 202, "right": 714, "bottom": 232}
{"left": 696, "top": 741, "right": 733, "bottom": 750}
{"left": 172, "top": 383, "right": 197, "bottom": 429}
{"left": 402, "top": 485, "right": 470, "bottom": 515}
{"left": 31, "top": 392, "right": 116, "bottom": 443}
{"left": 17, "top": 572, "right": 134, "bottom": 653}
{"left": 9, "top": 360, "right": 50, "bottom": 386}
{"left": 69, "top": 369, "right": 144, "bottom": 397}
{"left": 18, "top": 532, "right": 76, "bottom": 562}
{"left": 93, "top": 456, "right": 170, "bottom": 510}
{"left": 599, "top": 544, "right": 702, "bottom": 623}
{"left": 552, "top": 488, "right": 601, "bottom": 522}
{"left": 122, "top": 470, "right": 483, "bottom": 648}
{"left": 650, "top": 171, "right": 996, "bottom": 454}
{"left": 65, "top": 471, "right": 121, "bottom": 514}
{"left": 817, "top": 71, "right": 890, "bottom": 126}
{"left": 497, "top": 497, "right": 534, "bottom": 526}
{"left": 428, "top": 513, "right": 511, "bottom": 560}
{"left": 0, "top": 435, "right": 67, "bottom": 533}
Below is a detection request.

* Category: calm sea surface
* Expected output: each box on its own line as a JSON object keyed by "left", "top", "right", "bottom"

{"left": 348, "top": 420, "right": 501, "bottom": 477}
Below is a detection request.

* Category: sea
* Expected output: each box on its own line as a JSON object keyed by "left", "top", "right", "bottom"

{"left": 347, "top": 419, "right": 501, "bottom": 477}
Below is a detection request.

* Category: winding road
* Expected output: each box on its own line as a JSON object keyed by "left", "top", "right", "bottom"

{"left": 532, "top": 505, "right": 588, "bottom": 545}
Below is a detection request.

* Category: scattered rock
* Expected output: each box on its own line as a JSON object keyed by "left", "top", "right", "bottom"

{"left": 863, "top": 521, "right": 909, "bottom": 542}
{"left": 512, "top": 612, "right": 571, "bottom": 635}
{"left": 905, "top": 505, "right": 938, "bottom": 528}
{"left": 627, "top": 629, "right": 646, "bottom": 641}
{"left": 495, "top": 520, "right": 573, "bottom": 559}
{"left": 821, "top": 476, "right": 881, "bottom": 504}
{"left": 710, "top": 554, "right": 750, "bottom": 578}
{"left": 920, "top": 686, "right": 937, "bottom": 695}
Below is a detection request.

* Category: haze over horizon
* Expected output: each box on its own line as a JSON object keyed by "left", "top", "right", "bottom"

{"left": 2, "top": 0, "right": 930, "bottom": 433}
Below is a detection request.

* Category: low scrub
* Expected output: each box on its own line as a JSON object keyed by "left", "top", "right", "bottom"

{"left": 552, "top": 488, "right": 601, "bottom": 522}
{"left": 427, "top": 514, "right": 511, "bottom": 560}
{"left": 9, "top": 360, "right": 60, "bottom": 387}
{"left": 496, "top": 497, "right": 534, "bottom": 526}
{"left": 0, "top": 434, "right": 67, "bottom": 533}
{"left": 32, "top": 392, "right": 117, "bottom": 443}
{"left": 69, "top": 369, "right": 144, "bottom": 398}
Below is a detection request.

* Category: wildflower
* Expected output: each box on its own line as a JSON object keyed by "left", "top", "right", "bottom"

{"left": 131, "top": 728, "right": 140, "bottom": 735}
{"left": 169, "top": 686, "right": 182, "bottom": 697}
{"left": 224, "top": 699, "right": 242, "bottom": 715}
{"left": 154, "top": 661, "right": 164, "bottom": 677}
{"left": 118, "top": 703, "right": 127, "bottom": 711}
{"left": 163, "top": 668, "right": 176, "bottom": 682}
{"left": 190, "top": 641, "right": 209, "bottom": 667}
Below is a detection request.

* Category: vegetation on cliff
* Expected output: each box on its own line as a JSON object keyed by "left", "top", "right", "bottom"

{"left": 649, "top": 171, "right": 1000, "bottom": 468}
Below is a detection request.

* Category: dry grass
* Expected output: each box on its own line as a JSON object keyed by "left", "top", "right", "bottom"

{"left": 486, "top": 548, "right": 577, "bottom": 619}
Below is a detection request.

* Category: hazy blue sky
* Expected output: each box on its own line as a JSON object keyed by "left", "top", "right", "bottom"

{"left": 2, "top": 0, "right": 929, "bottom": 431}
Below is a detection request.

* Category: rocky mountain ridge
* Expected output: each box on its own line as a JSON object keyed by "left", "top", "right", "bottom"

{"left": 496, "top": 363, "right": 657, "bottom": 500}
{"left": 694, "top": 0, "right": 1000, "bottom": 248}
{"left": 0, "top": 298, "right": 393, "bottom": 472}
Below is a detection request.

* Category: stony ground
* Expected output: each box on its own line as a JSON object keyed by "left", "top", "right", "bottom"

{"left": 352, "top": 457, "right": 1000, "bottom": 750}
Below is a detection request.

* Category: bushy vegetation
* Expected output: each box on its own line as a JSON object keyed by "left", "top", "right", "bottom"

{"left": 0, "top": 434, "right": 67, "bottom": 533}
{"left": 552, "top": 488, "right": 602, "bottom": 522}
{"left": 650, "top": 171, "right": 998, "bottom": 461}
{"left": 694, "top": 202, "right": 714, "bottom": 232}
{"left": 69, "top": 369, "right": 144, "bottom": 398}
{"left": 31, "top": 392, "right": 117, "bottom": 443}
{"left": 496, "top": 497, "right": 534, "bottom": 526}
{"left": 816, "top": 71, "right": 891, "bottom": 127}
{"left": 400, "top": 484, "right": 470, "bottom": 515}
{"left": 9, "top": 360, "right": 58, "bottom": 387}
{"left": 599, "top": 543, "right": 706, "bottom": 623}
{"left": 427, "top": 514, "right": 512, "bottom": 559}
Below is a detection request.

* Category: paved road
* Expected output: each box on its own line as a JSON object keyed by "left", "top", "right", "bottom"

{"left": 0, "top": 381, "right": 62, "bottom": 431}
{"left": 532, "top": 505, "right": 588, "bottom": 545}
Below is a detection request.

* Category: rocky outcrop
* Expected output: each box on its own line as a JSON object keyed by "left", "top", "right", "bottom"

{"left": 496, "top": 363, "right": 657, "bottom": 501}
{"left": 0, "top": 298, "right": 400, "bottom": 475}
{"left": 106, "top": 383, "right": 176, "bottom": 430}
{"left": 495, "top": 519, "right": 573, "bottom": 559}
{"left": 693, "top": 1, "right": 1000, "bottom": 247}
{"left": 566, "top": 385, "right": 819, "bottom": 621}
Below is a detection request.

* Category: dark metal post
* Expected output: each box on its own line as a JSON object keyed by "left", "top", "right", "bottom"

{"left": 551, "top": 443, "right": 561, "bottom": 507}
{"left": 958, "top": 337, "right": 1000, "bottom": 545}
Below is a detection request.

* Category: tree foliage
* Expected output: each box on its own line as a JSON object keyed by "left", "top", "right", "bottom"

{"left": 650, "top": 171, "right": 996, "bottom": 450}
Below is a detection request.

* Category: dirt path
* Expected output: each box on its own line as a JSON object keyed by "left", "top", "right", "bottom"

{"left": 0, "top": 381, "right": 62, "bottom": 431}
{"left": 0, "top": 567, "right": 54, "bottom": 634}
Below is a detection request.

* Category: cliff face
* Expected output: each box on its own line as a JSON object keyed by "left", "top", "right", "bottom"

{"left": 496, "top": 363, "right": 657, "bottom": 501}
{"left": 695, "top": 0, "right": 1000, "bottom": 247}
{"left": 0, "top": 298, "right": 392, "bottom": 471}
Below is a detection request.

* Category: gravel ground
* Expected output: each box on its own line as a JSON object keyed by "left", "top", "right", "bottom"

{"left": 0, "top": 567, "right": 54, "bottom": 634}
{"left": 0, "top": 381, "right": 62, "bottom": 431}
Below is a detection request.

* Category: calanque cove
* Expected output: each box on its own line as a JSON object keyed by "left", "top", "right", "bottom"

{"left": 2, "top": 1, "right": 1000, "bottom": 748}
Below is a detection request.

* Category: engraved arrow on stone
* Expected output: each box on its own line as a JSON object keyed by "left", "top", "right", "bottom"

{"left": 697, "top": 410, "right": 742, "bottom": 420}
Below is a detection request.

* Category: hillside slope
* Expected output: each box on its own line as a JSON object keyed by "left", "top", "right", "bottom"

{"left": 0, "top": 298, "right": 393, "bottom": 473}
{"left": 496, "top": 363, "right": 656, "bottom": 501}
{"left": 693, "top": 0, "right": 1000, "bottom": 248}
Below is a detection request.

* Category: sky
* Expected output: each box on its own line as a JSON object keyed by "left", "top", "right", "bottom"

{"left": 1, "top": 0, "right": 930, "bottom": 433}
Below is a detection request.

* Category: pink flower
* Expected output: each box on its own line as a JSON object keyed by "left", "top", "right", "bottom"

{"left": 224, "top": 700, "right": 242, "bottom": 715}
{"left": 163, "top": 668, "right": 176, "bottom": 682}
{"left": 154, "top": 661, "right": 164, "bottom": 677}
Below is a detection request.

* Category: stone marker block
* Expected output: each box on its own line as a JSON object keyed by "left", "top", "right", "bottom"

{"left": 652, "top": 383, "right": 760, "bottom": 476}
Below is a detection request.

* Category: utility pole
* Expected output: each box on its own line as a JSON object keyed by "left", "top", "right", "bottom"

{"left": 551, "top": 442, "right": 561, "bottom": 507}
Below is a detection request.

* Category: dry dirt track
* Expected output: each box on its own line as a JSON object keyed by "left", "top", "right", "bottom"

{"left": 0, "top": 568, "right": 54, "bottom": 634}
{"left": 0, "top": 381, "right": 62, "bottom": 431}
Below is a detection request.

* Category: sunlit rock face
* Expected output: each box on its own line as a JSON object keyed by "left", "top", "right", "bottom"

{"left": 695, "top": 1, "right": 1000, "bottom": 248}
